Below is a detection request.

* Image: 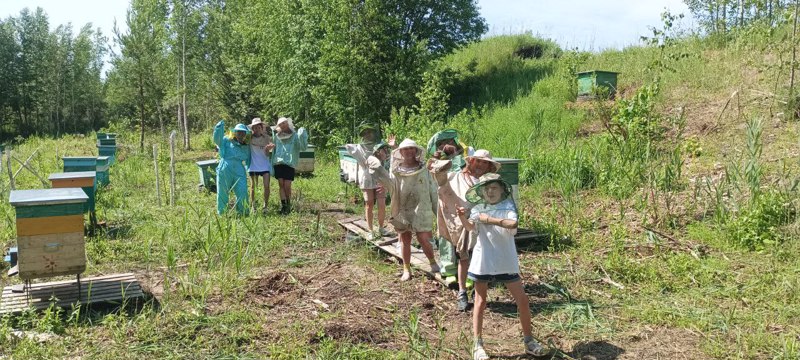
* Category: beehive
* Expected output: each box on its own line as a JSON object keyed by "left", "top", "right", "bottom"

{"left": 98, "top": 138, "right": 116, "bottom": 147}
{"left": 96, "top": 132, "right": 107, "bottom": 140}
{"left": 49, "top": 171, "right": 96, "bottom": 215}
{"left": 97, "top": 145, "right": 116, "bottom": 165}
{"left": 196, "top": 159, "right": 219, "bottom": 192}
{"left": 63, "top": 156, "right": 97, "bottom": 173}
{"left": 495, "top": 158, "right": 521, "bottom": 204}
{"left": 337, "top": 146, "right": 359, "bottom": 183}
{"left": 297, "top": 145, "right": 316, "bottom": 174}
{"left": 577, "top": 70, "right": 619, "bottom": 100}
{"left": 9, "top": 188, "right": 88, "bottom": 280}
{"left": 96, "top": 156, "right": 110, "bottom": 187}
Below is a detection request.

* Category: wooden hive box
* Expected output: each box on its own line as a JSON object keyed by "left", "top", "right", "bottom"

{"left": 337, "top": 146, "right": 358, "bottom": 183}
{"left": 9, "top": 188, "right": 88, "bottom": 280}
{"left": 495, "top": 158, "right": 521, "bottom": 204}
{"left": 196, "top": 159, "right": 219, "bottom": 192}
{"left": 97, "top": 138, "right": 116, "bottom": 147}
{"left": 577, "top": 70, "right": 619, "bottom": 100}
{"left": 97, "top": 145, "right": 116, "bottom": 165}
{"left": 63, "top": 156, "right": 97, "bottom": 173}
{"left": 49, "top": 171, "right": 96, "bottom": 215}
{"left": 297, "top": 145, "right": 316, "bottom": 174}
{"left": 95, "top": 156, "right": 110, "bottom": 187}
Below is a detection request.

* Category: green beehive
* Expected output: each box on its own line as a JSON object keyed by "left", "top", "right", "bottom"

{"left": 96, "top": 156, "right": 110, "bottom": 187}
{"left": 63, "top": 156, "right": 98, "bottom": 173}
{"left": 196, "top": 159, "right": 219, "bottom": 192}
{"left": 97, "top": 145, "right": 116, "bottom": 165}
{"left": 96, "top": 132, "right": 107, "bottom": 140}
{"left": 106, "top": 133, "right": 117, "bottom": 140}
{"left": 337, "top": 146, "right": 358, "bottom": 183}
{"left": 577, "top": 70, "right": 619, "bottom": 100}
{"left": 495, "top": 158, "right": 521, "bottom": 203}
{"left": 98, "top": 138, "right": 116, "bottom": 146}
{"left": 49, "top": 171, "right": 96, "bottom": 216}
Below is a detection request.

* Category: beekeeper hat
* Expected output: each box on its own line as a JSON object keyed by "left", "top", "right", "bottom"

{"left": 465, "top": 173, "right": 512, "bottom": 205}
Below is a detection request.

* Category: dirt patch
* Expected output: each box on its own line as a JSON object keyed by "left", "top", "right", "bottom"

{"left": 249, "top": 271, "right": 305, "bottom": 307}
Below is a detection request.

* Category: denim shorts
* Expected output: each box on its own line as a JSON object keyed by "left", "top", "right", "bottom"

{"left": 467, "top": 272, "right": 521, "bottom": 283}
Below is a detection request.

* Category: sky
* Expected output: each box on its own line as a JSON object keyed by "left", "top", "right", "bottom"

{"left": 0, "top": 0, "right": 693, "bottom": 53}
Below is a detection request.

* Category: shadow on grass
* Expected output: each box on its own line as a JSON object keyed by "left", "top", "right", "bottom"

{"left": 491, "top": 340, "right": 625, "bottom": 360}
{"left": 96, "top": 221, "right": 134, "bottom": 241}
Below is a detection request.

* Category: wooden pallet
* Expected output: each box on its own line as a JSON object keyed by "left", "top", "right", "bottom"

{"left": 0, "top": 273, "right": 144, "bottom": 315}
{"left": 338, "top": 217, "right": 447, "bottom": 286}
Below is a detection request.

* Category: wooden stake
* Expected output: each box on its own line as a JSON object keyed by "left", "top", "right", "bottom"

{"left": 169, "top": 131, "right": 177, "bottom": 206}
{"left": 5, "top": 149, "right": 13, "bottom": 190}
{"left": 153, "top": 144, "right": 161, "bottom": 207}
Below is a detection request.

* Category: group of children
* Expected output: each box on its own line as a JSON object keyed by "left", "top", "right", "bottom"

{"left": 347, "top": 126, "right": 549, "bottom": 359}
{"left": 212, "top": 117, "right": 308, "bottom": 216}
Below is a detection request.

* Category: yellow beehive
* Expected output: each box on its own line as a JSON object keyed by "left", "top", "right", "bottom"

{"left": 9, "top": 188, "right": 88, "bottom": 280}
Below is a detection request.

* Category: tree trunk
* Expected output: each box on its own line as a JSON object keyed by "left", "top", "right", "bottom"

{"left": 182, "top": 34, "right": 190, "bottom": 150}
{"left": 138, "top": 72, "right": 146, "bottom": 152}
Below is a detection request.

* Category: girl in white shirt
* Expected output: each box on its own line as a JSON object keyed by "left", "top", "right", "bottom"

{"left": 247, "top": 118, "right": 275, "bottom": 214}
{"left": 457, "top": 173, "right": 548, "bottom": 360}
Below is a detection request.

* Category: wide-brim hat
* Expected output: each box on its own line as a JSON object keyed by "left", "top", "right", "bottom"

{"left": 427, "top": 129, "right": 463, "bottom": 156}
{"left": 466, "top": 149, "right": 501, "bottom": 173}
{"left": 276, "top": 117, "right": 295, "bottom": 132}
{"left": 233, "top": 123, "right": 251, "bottom": 133}
{"left": 248, "top": 117, "right": 265, "bottom": 130}
{"left": 358, "top": 122, "right": 379, "bottom": 136}
{"left": 466, "top": 173, "right": 512, "bottom": 205}
{"left": 391, "top": 139, "right": 426, "bottom": 170}
{"left": 372, "top": 141, "right": 390, "bottom": 155}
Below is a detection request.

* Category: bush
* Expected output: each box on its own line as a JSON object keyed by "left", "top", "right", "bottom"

{"left": 726, "top": 191, "right": 796, "bottom": 250}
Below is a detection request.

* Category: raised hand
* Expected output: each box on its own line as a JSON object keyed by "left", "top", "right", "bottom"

{"left": 387, "top": 134, "right": 397, "bottom": 148}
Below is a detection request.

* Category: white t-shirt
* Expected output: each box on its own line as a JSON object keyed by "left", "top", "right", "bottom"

{"left": 249, "top": 135, "right": 272, "bottom": 172}
{"left": 468, "top": 199, "right": 519, "bottom": 275}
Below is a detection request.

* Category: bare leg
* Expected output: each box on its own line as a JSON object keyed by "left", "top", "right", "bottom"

{"left": 400, "top": 231, "right": 412, "bottom": 281}
{"left": 473, "top": 281, "right": 489, "bottom": 339}
{"left": 506, "top": 280, "right": 533, "bottom": 337}
{"left": 363, "top": 189, "right": 375, "bottom": 229}
{"left": 249, "top": 174, "right": 258, "bottom": 210}
{"left": 459, "top": 259, "right": 470, "bottom": 292}
{"left": 416, "top": 232, "right": 436, "bottom": 262}
{"left": 376, "top": 186, "right": 386, "bottom": 228}
{"left": 262, "top": 175, "right": 270, "bottom": 210}
{"left": 279, "top": 179, "right": 287, "bottom": 200}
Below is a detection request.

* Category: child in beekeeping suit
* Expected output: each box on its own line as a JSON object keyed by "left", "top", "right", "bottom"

{"left": 368, "top": 138, "right": 439, "bottom": 281}
{"left": 344, "top": 123, "right": 396, "bottom": 238}
{"left": 456, "top": 173, "right": 549, "bottom": 360}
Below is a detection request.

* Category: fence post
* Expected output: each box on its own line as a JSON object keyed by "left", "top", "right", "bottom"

{"left": 153, "top": 144, "right": 161, "bottom": 207}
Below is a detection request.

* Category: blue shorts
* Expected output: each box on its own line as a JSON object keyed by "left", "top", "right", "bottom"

{"left": 467, "top": 272, "right": 521, "bottom": 283}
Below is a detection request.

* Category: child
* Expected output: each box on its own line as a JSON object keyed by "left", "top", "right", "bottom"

{"left": 212, "top": 120, "right": 252, "bottom": 215}
{"left": 248, "top": 118, "right": 276, "bottom": 214}
{"left": 344, "top": 123, "right": 395, "bottom": 237}
{"left": 427, "top": 129, "right": 476, "bottom": 289}
{"left": 270, "top": 117, "right": 309, "bottom": 215}
{"left": 429, "top": 149, "right": 499, "bottom": 312}
{"left": 456, "top": 173, "right": 548, "bottom": 360}
{"left": 368, "top": 139, "right": 439, "bottom": 281}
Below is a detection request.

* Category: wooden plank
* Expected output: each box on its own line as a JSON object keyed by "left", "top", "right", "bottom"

{"left": 14, "top": 203, "right": 85, "bottom": 219}
{"left": 0, "top": 273, "right": 143, "bottom": 314}
{"left": 51, "top": 178, "right": 95, "bottom": 188}
{"left": 16, "top": 215, "right": 84, "bottom": 236}
{"left": 1, "top": 281, "right": 142, "bottom": 307}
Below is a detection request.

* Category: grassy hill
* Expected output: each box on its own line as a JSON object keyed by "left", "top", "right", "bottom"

{"left": 1, "top": 26, "right": 800, "bottom": 360}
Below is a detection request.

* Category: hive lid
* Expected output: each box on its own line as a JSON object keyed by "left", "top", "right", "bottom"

{"left": 63, "top": 156, "right": 98, "bottom": 161}
{"left": 577, "top": 70, "right": 620, "bottom": 75}
{"left": 9, "top": 188, "right": 88, "bottom": 206}
{"left": 48, "top": 171, "right": 96, "bottom": 180}
{"left": 494, "top": 157, "right": 521, "bottom": 163}
{"left": 196, "top": 159, "right": 219, "bottom": 166}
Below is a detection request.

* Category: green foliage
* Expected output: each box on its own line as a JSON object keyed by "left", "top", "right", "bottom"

{"left": 726, "top": 191, "right": 796, "bottom": 250}
{"left": 0, "top": 8, "right": 106, "bottom": 142}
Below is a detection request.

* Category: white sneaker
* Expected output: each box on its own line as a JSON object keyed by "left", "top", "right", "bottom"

{"left": 379, "top": 227, "right": 395, "bottom": 237}
{"left": 524, "top": 338, "right": 548, "bottom": 357}
{"left": 473, "top": 345, "right": 489, "bottom": 360}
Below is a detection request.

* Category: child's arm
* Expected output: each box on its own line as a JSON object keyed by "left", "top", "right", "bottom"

{"left": 477, "top": 214, "right": 518, "bottom": 229}
{"left": 456, "top": 207, "right": 475, "bottom": 232}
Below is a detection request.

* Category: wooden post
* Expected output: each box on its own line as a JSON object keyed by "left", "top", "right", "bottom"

{"left": 153, "top": 144, "right": 161, "bottom": 207}
{"left": 169, "top": 131, "right": 177, "bottom": 206}
{"left": 6, "top": 149, "right": 14, "bottom": 190}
